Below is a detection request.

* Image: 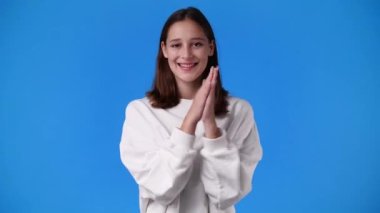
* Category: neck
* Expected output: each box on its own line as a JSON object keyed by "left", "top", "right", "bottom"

{"left": 176, "top": 80, "right": 201, "bottom": 99}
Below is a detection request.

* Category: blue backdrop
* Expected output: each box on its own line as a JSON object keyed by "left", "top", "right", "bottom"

{"left": 1, "top": 0, "right": 379, "bottom": 212}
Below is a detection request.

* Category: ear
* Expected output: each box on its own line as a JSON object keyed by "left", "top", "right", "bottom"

{"left": 209, "top": 40, "right": 215, "bottom": 56}
{"left": 161, "top": 41, "right": 168, "bottom": 58}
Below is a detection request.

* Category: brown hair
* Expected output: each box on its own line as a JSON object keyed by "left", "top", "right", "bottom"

{"left": 146, "top": 7, "right": 229, "bottom": 116}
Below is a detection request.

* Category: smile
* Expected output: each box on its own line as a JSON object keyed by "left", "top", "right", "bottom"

{"left": 178, "top": 63, "right": 198, "bottom": 70}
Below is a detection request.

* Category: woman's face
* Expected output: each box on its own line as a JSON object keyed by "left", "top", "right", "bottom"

{"left": 161, "top": 19, "right": 214, "bottom": 86}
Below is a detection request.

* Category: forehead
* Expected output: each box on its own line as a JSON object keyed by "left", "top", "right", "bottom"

{"left": 167, "top": 19, "right": 207, "bottom": 41}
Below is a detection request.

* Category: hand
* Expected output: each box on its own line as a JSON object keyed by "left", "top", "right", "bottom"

{"left": 202, "top": 66, "right": 221, "bottom": 138}
{"left": 180, "top": 66, "right": 215, "bottom": 135}
{"left": 202, "top": 66, "right": 218, "bottom": 123}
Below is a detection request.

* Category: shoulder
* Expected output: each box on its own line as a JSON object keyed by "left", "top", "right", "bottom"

{"left": 124, "top": 97, "right": 153, "bottom": 116}
{"left": 224, "top": 96, "right": 257, "bottom": 140}
{"left": 227, "top": 96, "right": 255, "bottom": 117}
{"left": 125, "top": 97, "right": 151, "bottom": 110}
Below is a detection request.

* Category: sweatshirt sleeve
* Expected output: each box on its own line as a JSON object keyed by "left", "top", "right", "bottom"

{"left": 200, "top": 100, "right": 263, "bottom": 210}
{"left": 119, "top": 100, "right": 196, "bottom": 205}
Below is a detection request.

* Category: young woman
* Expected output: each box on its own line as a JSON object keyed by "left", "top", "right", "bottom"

{"left": 120, "top": 7, "right": 263, "bottom": 213}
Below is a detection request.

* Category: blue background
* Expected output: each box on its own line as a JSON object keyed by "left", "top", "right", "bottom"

{"left": 1, "top": 0, "right": 379, "bottom": 212}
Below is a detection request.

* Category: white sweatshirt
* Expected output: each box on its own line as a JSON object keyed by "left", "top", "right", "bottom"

{"left": 119, "top": 96, "right": 263, "bottom": 213}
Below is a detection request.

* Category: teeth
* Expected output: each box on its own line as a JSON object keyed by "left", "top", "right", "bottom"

{"left": 179, "top": 63, "right": 195, "bottom": 68}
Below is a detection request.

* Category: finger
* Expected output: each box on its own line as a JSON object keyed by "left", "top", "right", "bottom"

{"left": 211, "top": 66, "right": 218, "bottom": 85}
{"left": 201, "top": 67, "right": 213, "bottom": 91}
{"left": 200, "top": 79, "right": 210, "bottom": 99}
{"left": 210, "top": 73, "right": 217, "bottom": 94}
{"left": 207, "top": 68, "right": 217, "bottom": 102}
{"left": 202, "top": 77, "right": 216, "bottom": 121}
{"left": 208, "top": 66, "right": 215, "bottom": 82}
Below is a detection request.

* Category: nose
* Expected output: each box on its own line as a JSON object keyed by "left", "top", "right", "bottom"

{"left": 180, "top": 45, "right": 193, "bottom": 59}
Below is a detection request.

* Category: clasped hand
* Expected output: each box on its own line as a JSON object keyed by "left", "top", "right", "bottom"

{"left": 181, "top": 66, "right": 221, "bottom": 139}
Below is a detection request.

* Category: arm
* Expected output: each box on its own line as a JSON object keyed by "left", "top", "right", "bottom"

{"left": 119, "top": 101, "right": 196, "bottom": 205}
{"left": 120, "top": 66, "right": 217, "bottom": 205}
{"left": 200, "top": 101, "right": 263, "bottom": 210}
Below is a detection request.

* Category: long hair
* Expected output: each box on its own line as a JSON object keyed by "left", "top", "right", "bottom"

{"left": 146, "top": 7, "right": 229, "bottom": 116}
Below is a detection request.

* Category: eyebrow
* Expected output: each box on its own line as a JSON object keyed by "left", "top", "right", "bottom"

{"left": 168, "top": 37, "right": 207, "bottom": 43}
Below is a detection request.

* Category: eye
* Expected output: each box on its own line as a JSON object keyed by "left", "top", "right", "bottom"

{"left": 193, "top": 42, "right": 203, "bottom": 47}
{"left": 170, "top": 43, "right": 181, "bottom": 48}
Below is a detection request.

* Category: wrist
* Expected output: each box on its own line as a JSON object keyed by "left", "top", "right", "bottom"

{"left": 203, "top": 120, "right": 221, "bottom": 139}
{"left": 204, "top": 127, "right": 221, "bottom": 139}
{"left": 203, "top": 118, "right": 216, "bottom": 129}
{"left": 181, "top": 115, "right": 198, "bottom": 135}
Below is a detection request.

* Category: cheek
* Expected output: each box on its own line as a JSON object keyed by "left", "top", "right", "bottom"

{"left": 166, "top": 54, "right": 178, "bottom": 67}
{"left": 197, "top": 49, "right": 210, "bottom": 60}
{"left": 167, "top": 52, "right": 179, "bottom": 62}
{"left": 167, "top": 48, "right": 178, "bottom": 55}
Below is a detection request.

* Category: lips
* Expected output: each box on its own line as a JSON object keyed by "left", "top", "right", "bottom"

{"left": 178, "top": 63, "right": 198, "bottom": 71}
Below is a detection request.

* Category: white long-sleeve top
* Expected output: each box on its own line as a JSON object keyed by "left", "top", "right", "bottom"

{"left": 119, "top": 96, "right": 263, "bottom": 213}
